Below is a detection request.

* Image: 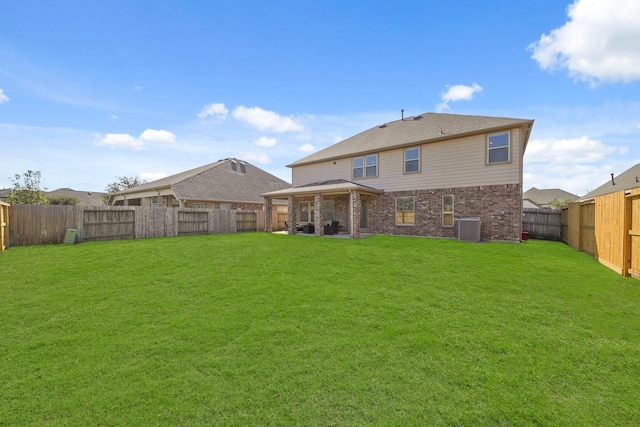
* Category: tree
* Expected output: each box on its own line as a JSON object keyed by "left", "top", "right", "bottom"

{"left": 8, "top": 170, "right": 48, "bottom": 205}
{"left": 47, "top": 194, "right": 80, "bottom": 205}
{"left": 102, "top": 176, "right": 145, "bottom": 204}
{"left": 547, "top": 197, "right": 572, "bottom": 210}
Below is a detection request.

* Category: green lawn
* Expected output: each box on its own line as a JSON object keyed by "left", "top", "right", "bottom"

{"left": 1, "top": 233, "right": 639, "bottom": 426}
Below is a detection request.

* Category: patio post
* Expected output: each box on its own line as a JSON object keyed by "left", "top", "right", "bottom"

{"left": 264, "top": 197, "right": 273, "bottom": 232}
{"left": 350, "top": 190, "right": 361, "bottom": 239}
{"left": 314, "top": 193, "right": 324, "bottom": 236}
{"left": 287, "top": 195, "right": 297, "bottom": 234}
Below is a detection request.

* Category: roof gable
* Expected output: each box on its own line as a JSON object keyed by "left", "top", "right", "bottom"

{"left": 290, "top": 112, "right": 534, "bottom": 166}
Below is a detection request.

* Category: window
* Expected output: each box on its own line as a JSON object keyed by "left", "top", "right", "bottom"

{"left": 353, "top": 154, "right": 378, "bottom": 178}
{"left": 190, "top": 203, "right": 206, "bottom": 209}
{"left": 323, "top": 200, "right": 335, "bottom": 221}
{"left": 404, "top": 147, "right": 420, "bottom": 173}
{"left": 298, "top": 201, "right": 314, "bottom": 223}
{"left": 488, "top": 131, "right": 509, "bottom": 164}
{"left": 395, "top": 196, "right": 415, "bottom": 225}
{"left": 443, "top": 194, "right": 454, "bottom": 227}
{"left": 220, "top": 204, "right": 230, "bottom": 210}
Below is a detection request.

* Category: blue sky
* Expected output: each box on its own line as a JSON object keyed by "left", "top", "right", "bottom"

{"left": 1, "top": 0, "right": 639, "bottom": 196}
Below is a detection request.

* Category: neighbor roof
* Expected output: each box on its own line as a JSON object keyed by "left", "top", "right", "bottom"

{"left": 523, "top": 187, "right": 579, "bottom": 207}
{"left": 114, "top": 158, "right": 291, "bottom": 203}
{"left": 289, "top": 112, "right": 534, "bottom": 167}
{"left": 579, "top": 163, "right": 640, "bottom": 200}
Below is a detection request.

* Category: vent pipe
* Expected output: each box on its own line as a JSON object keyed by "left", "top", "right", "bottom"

{"left": 401, "top": 109, "right": 404, "bottom": 121}
{"left": 610, "top": 173, "right": 615, "bottom": 185}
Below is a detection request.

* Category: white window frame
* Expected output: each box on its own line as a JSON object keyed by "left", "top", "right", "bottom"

{"left": 353, "top": 154, "right": 378, "bottom": 179}
{"left": 443, "top": 194, "right": 454, "bottom": 227}
{"left": 487, "top": 131, "right": 510, "bottom": 164}
{"left": 404, "top": 147, "right": 420, "bottom": 174}
{"left": 395, "top": 196, "right": 415, "bottom": 226}
{"left": 298, "top": 201, "right": 315, "bottom": 223}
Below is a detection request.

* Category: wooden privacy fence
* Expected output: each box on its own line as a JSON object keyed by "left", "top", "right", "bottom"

{"left": 8, "top": 205, "right": 265, "bottom": 246}
{"left": 562, "top": 187, "right": 639, "bottom": 279}
{"left": 522, "top": 208, "right": 562, "bottom": 241}
{"left": 1, "top": 201, "right": 9, "bottom": 253}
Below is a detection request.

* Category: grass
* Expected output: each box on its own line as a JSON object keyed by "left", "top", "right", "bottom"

{"left": 1, "top": 233, "right": 639, "bottom": 426}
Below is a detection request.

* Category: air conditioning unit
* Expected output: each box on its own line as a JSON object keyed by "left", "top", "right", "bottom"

{"left": 458, "top": 218, "right": 481, "bottom": 242}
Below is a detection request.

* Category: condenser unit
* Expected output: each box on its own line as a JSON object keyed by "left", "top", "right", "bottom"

{"left": 458, "top": 218, "right": 481, "bottom": 242}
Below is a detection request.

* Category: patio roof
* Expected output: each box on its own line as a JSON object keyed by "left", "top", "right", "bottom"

{"left": 263, "top": 179, "right": 384, "bottom": 198}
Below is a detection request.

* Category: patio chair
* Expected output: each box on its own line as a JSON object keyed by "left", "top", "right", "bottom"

{"left": 330, "top": 220, "right": 339, "bottom": 235}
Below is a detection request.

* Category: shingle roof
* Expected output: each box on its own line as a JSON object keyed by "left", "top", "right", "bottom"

{"left": 115, "top": 159, "right": 291, "bottom": 203}
{"left": 523, "top": 187, "right": 579, "bottom": 207}
{"left": 579, "top": 163, "right": 640, "bottom": 200}
{"left": 289, "top": 112, "right": 534, "bottom": 166}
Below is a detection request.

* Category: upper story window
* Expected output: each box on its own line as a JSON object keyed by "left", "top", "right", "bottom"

{"left": 487, "top": 131, "right": 510, "bottom": 164}
{"left": 353, "top": 154, "right": 378, "bottom": 179}
{"left": 404, "top": 147, "right": 420, "bottom": 173}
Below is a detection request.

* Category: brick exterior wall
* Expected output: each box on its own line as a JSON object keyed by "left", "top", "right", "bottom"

{"left": 372, "top": 184, "right": 522, "bottom": 241}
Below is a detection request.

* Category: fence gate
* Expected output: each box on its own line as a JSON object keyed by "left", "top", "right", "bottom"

{"left": 579, "top": 202, "right": 596, "bottom": 256}
{"left": 629, "top": 192, "right": 640, "bottom": 279}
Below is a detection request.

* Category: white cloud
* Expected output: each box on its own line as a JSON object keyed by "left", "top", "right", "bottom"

{"left": 111, "top": 114, "right": 119, "bottom": 120}
{"left": 139, "top": 129, "right": 176, "bottom": 144}
{"left": 524, "top": 136, "right": 618, "bottom": 164}
{"left": 197, "top": 102, "right": 229, "bottom": 120}
{"left": 0, "top": 89, "right": 9, "bottom": 104}
{"left": 96, "top": 129, "right": 176, "bottom": 150}
{"left": 529, "top": 0, "right": 640, "bottom": 85}
{"left": 436, "top": 83, "right": 483, "bottom": 112}
{"left": 134, "top": 85, "right": 143, "bottom": 90}
{"left": 241, "top": 152, "right": 271, "bottom": 164}
{"left": 95, "top": 133, "right": 145, "bottom": 150}
{"left": 232, "top": 106, "right": 304, "bottom": 132}
{"left": 255, "top": 136, "right": 277, "bottom": 148}
{"left": 298, "top": 143, "right": 314, "bottom": 153}
{"left": 523, "top": 136, "right": 633, "bottom": 195}
{"left": 140, "top": 172, "right": 168, "bottom": 181}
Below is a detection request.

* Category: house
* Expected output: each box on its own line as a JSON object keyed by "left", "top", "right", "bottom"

{"left": 0, "top": 187, "right": 105, "bottom": 205}
{"left": 108, "top": 158, "right": 291, "bottom": 211}
{"left": 563, "top": 163, "right": 640, "bottom": 278}
{"left": 523, "top": 187, "right": 579, "bottom": 209}
{"left": 263, "top": 112, "right": 534, "bottom": 241}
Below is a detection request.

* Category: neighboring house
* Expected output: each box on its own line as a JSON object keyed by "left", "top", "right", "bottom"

{"left": 577, "top": 164, "right": 640, "bottom": 201}
{"left": 0, "top": 187, "right": 105, "bottom": 205}
{"left": 523, "top": 187, "right": 579, "bottom": 209}
{"left": 108, "top": 158, "right": 291, "bottom": 210}
{"left": 264, "top": 112, "right": 534, "bottom": 241}
{"left": 47, "top": 188, "right": 106, "bottom": 205}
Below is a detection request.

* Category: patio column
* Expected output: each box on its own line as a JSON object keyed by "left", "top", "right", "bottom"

{"left": 314, "top": 193, "right": 324, "bottom": 236}
{"left": 350, "top": 190, "right": 361, "bottom": 239}
{"left": 287, "top": 195, "right": 297, "bottom": 234}
{"left": 264, "top": 197, "right": 273, "bottom": 232}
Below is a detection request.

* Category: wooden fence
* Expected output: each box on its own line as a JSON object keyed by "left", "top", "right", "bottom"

{"left": 522, "top": 208, "right": 562, "bottom": 241}
{"left": 8, "top": 205, "right": 265, "bottom": 246}
{"left": 562, "top": 187, "right": 639, "bottom": 278}
{"left": 1, "top": 201, "right": 9, "bottom": 253}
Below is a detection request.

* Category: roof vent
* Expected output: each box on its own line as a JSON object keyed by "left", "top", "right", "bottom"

{"left": 239, "top": 162, "right": 246, "bottom": 173}
{"left": 231, "top": 160, "right": 237, "bottom": 171}
{"left": 413, "top": 115, "right": 423, "bottom": 120}
{"left": 378, "top": 124, "right": 387, "bottom": 128}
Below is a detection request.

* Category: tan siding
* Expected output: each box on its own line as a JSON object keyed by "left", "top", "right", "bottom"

{"left": 292, "top": 128, "right": 524, "bottom": 191}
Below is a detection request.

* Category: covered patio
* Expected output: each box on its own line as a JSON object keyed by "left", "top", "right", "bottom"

{"left": 263, "top": 180, "right": 383, "bottom": 238}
